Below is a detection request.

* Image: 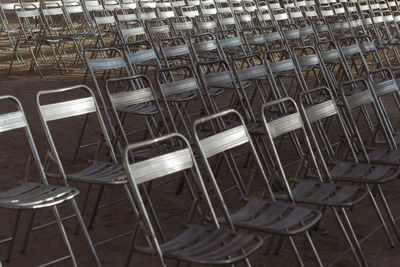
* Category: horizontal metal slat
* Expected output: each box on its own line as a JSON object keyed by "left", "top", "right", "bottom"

{"left": 129, "top": 148, "right": 193, "bottom": 184}
{"left": 40, "top": 97, "right": 96, "bottom": 122}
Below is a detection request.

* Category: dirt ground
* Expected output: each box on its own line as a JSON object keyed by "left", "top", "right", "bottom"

{"left": 2, "top": 3, "right": 400, "bottom": 267}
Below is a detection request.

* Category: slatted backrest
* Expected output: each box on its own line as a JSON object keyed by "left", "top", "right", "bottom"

{"left": 160, "top": 76, "right": 199, "bottom": 96}
{"left": 0, "top": 109, "right": 27, "bottom": 133}
{"left": 125, "top": 47, "right": 158, "bottom": 64}
{"left": 235, "top": 65, "right": 268, "bottom": 81}
{"left": 198, "top": 125, "right": 249, "bottom": 158}
{"left": 128, "top": 147, "right": 193, "bottom": 184}
{"left": 109, "top": 88, "right": 155, "bottom": 108}
{"left": 266, "top": 112, "right": 304, "bottom": 138}
{"left": 303, "top": 99, "right": 338, "bottom": 123}
{"left": 38, "top": 96, "right": 96, "bottom": 122}
{"left": 86, "top": 55, "right": 127, "bottom": 70}
{"left": 201, "top": 69, "right": 234, "bottom": 87}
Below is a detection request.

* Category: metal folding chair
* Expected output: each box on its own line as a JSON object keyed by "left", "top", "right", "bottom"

{"left": 114, "top": 8, "right": 147, "bottom": 44}
{"left": 0, "top": 95, "right": 100, "bottom": 266}
{"left": 122, "top": 132, "right": 263, "bottom": 266}
{"left": 8, "top": 3, "right": 67, "bottom": 78}
{"left": 300, "top": 86, "right": 400, "bottom": 248}
{"left": 104, "top": 74, "right": 172, "bottom": 151}
{"left": 193, "top": 109, "right": 323, "bottom": 266}
{"left": 261, "top": 97, "right": 369, "bottom": 266}
{"left": 155, "top": 64, "right": 210, "bottom": 138}
{"left": 36, "top": 84, "right": 136, "bottom": 251}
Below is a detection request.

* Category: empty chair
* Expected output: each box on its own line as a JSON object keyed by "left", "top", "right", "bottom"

{"left": 299, "top": 86, "right": 400, "bottom": 251}
{"left": 193, "top": 109, "right": 323, "bottom": 266}
{"left": 122, "top": 132, "right": 263, "bottom": 266}
{"left": 261, "top": 97, "right": 369, "bottom": 266}
{"left": 105, "top": 75, "right": 173, "bottom": 153}
{"left": 36, "top": 84, "right": 136, "bottom": 252}
{"left": 0, "top": 95, "right": 100, "bottom": 266}
{"left": 9, "top": 4, "right": 67, "bottom": 78}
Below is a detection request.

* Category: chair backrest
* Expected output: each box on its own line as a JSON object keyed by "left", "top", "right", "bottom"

{"left": 123, "top": 39, "right": 162, "bottom": 74}
{"left": 193, "top": 110, "right": 275, "bottom": 211}
{"left": 0, "top": 95, "right": 49, "bottom": 185}
{"left": 299, "top": 87, "right": 357, "bottom": 164}
{"left": 105, "top": 75, "right": 171, "bottom": 148}
{"left": 36, "top": 85, "right": 118, "bottom": 180}
{"left": 189, "top": 32, "right": 226, "bottom": 64}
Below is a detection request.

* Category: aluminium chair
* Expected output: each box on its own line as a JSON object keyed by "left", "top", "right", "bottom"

{"left": 122, "top": 132, "right": 263, "bottom": 266}
{"left": 36, "top": 84, "right": 136, "bottom": 251}
{"left": 261, "top": 97, "right": 370, "bottom": 266}
{"left": 0, "top": 95, "right": 100, "bottom": 267}
{"left": 193, "top": 109, "right": 323, "bottom": 266}
{"left": 299, "top": 86, "right": 400, "bottom": 249}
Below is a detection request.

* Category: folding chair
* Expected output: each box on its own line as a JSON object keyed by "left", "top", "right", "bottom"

{"left": 170, "top": 15, "right": 197, "bottom": 39}
{"left": 123, "top": 40, "right": 163, "bottom": 75}
{"left": 264, "top": 48, "right": 307, "bottom": 99}
{"left": 155, "top": 65, "right": 209, "bottom": 138}
{"left": 104, "top": 75, "right": 173, "bottom": 155}
{"left": 299, "top": 86, "right": 400, "bottom": 252}
{"left": 0, "top": 4, "right": 21, "bottom": 62}
{"left": 92, "top": 8, "right": 119, "bottom": 47}
{"left": 261, "top": 97, "right": 370, "bottom": 266}
{"left": 193, "top": 109, "right": 323, "bottom": 266}
{"left": 145, "top": 18, "right": 175, "bottom": 44}
{"left": 40, "top": 2, "right": 85, "bottom": 67}
{"left": 8, "top": 3, "right": 67, "bottom": 78}
{"left": 122, "top": 132, "right": 263, "bottom": 266}
{"left": 337, "top": 78, "right": 400, "bottom": 166}
{"left": 36, "top": 84, "right": 136, "bottom": 250}
{"left": 0, "top": 95, "right": 100, "bottom": 266}
{"left": 114, "top": 8, "right": 147, "bottom": 44}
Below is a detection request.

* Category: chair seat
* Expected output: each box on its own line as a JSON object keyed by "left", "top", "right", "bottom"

{"left": 223, "top": 199, "right": 322, "bottom": 236}
{"left": 276, "top": 180, "right": 368, "bottom": 207}
{"left": 328, "top": 160, "right": 400, "bottom": 184}
{"left": 117, "top": 102, "right": 158, "bottom": 115}
{"left": 167, "top": 91, "right": 198, "bottom": 102}
{"left": 0, "top": 182, "right": 78, "bottom": 209}
{"left": 47, "top": 161, "right": 127, "bottom": 185}
{"left": 135, "top": 224, "right": 263, "bottom": 265}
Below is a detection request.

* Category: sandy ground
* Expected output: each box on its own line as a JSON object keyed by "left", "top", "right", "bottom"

{"left": 2, "top": 4, "right": 400, "bottom": 267}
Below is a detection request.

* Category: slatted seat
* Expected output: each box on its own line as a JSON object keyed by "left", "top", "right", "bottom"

{"left": 134, "top": 224, "right": 261, "bottom": 264}
{"left": 0, "top": 182, "right": 78, "bottom": 209}
{"left": 46, "top": 161, "right": 126, "bottom": 185}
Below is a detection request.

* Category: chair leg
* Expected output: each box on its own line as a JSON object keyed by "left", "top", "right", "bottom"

{"left": 304, "top": 230, "right": 323, "bottom": 267}
{"left": 74, "top": 184, "right": 92, "bottom": 235}
{"left": 70, "top": 198, "right": 102, "bottom": 267}
{"left": 88, "top": 185, "right": 105, "bottom": 230}
{"left": 5, "top": 210, "right": 22, "bottom": 262}
{"left": 51, "top": 205, "right": 78, "bottom": 267}
{"left": 376, "top": 185, "right": 400, "bottom": 245}
{"left": 340, "top": 207, "right": 369, "bottom": 267}
{"left": 288, "top": 236, "right": 304, "bottom": 267}
{"left": 366, "top": 185, "right": 395, "bottom": 247}
{"left": 19, "top": 210, "right": 36, "bottom": 254}
{"left": 8, "top": 38, "right": 19, "bottom": 75}
{"left": 331, "top": 207, "right": 363, "bottom": 267}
